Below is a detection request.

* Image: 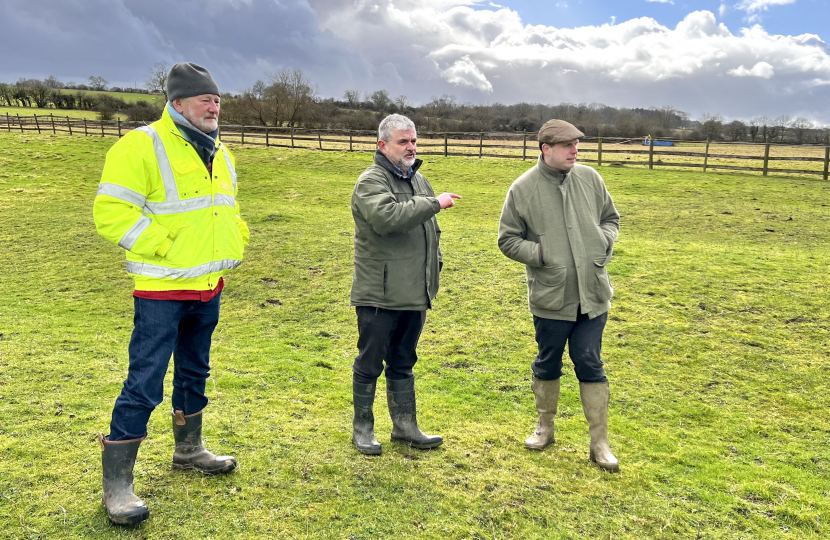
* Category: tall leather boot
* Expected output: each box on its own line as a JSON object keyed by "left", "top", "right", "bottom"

{"left": 387, "top": 377, "right": 443, "bottom": 449}
{"left": 352, "top": 380, "right": 382, "bottom": 455}
{"left": 171, "top": 410, "right": 237, "bottom": 474}
{"left": 100, "top": 434, "right": 150, "bottom": 525}
{"left": 525, "top": 377, "right": 560, "bottom": 450}
{"left": 579, "top": 382, "right": 619, "bottom": 472}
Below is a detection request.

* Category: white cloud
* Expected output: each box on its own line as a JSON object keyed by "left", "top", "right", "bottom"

{"left": 736, "top": 0, "right": 797, "bottom": 13}
{"left": 441, "top": 55, "right": 493, "bottom": 92}
{"left": 646, "top": 0, "right": 674, "bottom": 4}
{"left": 309, "top": 3, "right": 830, "bottom": 120}
{"left": 728, "top": 61, "right": 775, "bottom": 78}
{"left": 719, "top": 3, "right": 728, "bottom": 18}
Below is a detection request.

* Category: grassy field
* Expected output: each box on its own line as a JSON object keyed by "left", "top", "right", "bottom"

{"left": 0, "top": 106, "right": 127, "bottom": 121}
{"left": 1, "top": 131, "right": 829, "bottom": 539}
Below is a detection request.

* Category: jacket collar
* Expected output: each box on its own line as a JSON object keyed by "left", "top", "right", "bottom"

{"left": 537, "top": 154, "right": 570, "bottom": 184}
{"left": 162, "top": 104, "right": 219, "bottom": 166}
{"left": 374, "top": 149, "right": 423, "bottom": 180}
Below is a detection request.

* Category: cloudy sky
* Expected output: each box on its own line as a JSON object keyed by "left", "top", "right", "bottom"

{"left": 2, "top": 0, "right": 829, "bottom": 123}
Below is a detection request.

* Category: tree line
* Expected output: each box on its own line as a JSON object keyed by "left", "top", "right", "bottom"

{"left": 3, "top": 66, "right": 829, "bottom": 144}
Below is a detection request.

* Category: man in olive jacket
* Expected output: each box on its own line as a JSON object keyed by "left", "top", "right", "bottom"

{"left": 498, "top": 119, "right": 621, "bottom": 472}
{"left": 350, "top": 114, "right": 461, "bottom": 455}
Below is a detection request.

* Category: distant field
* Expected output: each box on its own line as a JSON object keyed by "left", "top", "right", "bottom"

{"left": 0, "top": 106, "right": 127, "bottom": 120}
{"left": 57, "top": 89, "right": 165, "bottom": 104}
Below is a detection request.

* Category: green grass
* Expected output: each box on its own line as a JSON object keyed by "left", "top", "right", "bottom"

{"left": 1, "top": 131, "right": 829, "bottom": 539}
{"left": 0, "top": 106, "right": 128, "bottom": 121}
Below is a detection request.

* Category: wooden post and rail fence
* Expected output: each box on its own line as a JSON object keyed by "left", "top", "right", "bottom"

{"left": 3, "top": 113, "right": 830, "bottom": 180}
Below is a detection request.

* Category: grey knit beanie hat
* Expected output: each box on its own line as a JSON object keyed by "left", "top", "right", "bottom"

{"left": 166, "top": 62, "right": 219, "bottom": 101}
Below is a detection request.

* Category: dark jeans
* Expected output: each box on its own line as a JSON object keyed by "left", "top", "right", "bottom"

{"left": 532, "top": 310, "right": 608, "bottom": 383}
{"left": 108, "top": 294, "right": 221, "bottom": 441}
{"left": 353, "top": 307, "right": 426, "bottom": 384}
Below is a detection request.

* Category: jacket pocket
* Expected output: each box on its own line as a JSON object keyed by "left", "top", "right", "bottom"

{"left": 590, "top": 258, "right": 613, "bottom": 303}
{"left": 529, "top": 266, "right": 567, "bottom": 311}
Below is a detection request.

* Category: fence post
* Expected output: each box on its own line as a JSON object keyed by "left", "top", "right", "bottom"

{"left": 67, "top": 116, "right": 73, "bottom": 136}
{"left": 241, "top": 126, "right": 245, "bottom": 145}
{"left": 100, "top": 119, "right": 105, "bottom": 137}
{"left": 84, "top": 118, "right": 88, "bottom": 136}
{"left": 823, "top": 146, "right": 829, "bottom": 181}
{"left": 6, "top": 112, "right": 9, "bottom": 132}
{"left": 522, "top": 131, "right": 527, "bottom": 161}
{"left": 703, "top": 138, "right": 710, "bottom": 173}
{"left": 597, "top": 137, "right": 603, "bottom": 166}
{"left": 117, "top": 118, "right": 121, "bottom": 138}
{"left": 479, "top": 132, "right": 483, "bottom": 158}
{"left": 34, "top": 114, "right": 41, "bottom": 134}
{"left": 648, "top": 137, "right": 654, "bottom": 170}
{"left": 290, "top": 128, "right": 294, "bottom": 148}
{"left": 349, "top": 130, "right": 353, "bottom": 152}
{"left": 50, "top": 114, "right": 56, "bottom": 134}
{"left": 444, "top": 133, "right": 448, "bottom": 157}
{"left": 18, "top": 114, "right": 23, "bottom": 134}
{"left": 318, "top": 130, "right": 322, "bottom": 150}
{"left": 763, "top": 144, "right": 770, "bottom": 177}
{"left": 265, "top": 127, "right": 270, "bottom": 147}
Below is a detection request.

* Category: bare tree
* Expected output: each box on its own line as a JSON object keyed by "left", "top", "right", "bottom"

{"left": 790, "top": 117, "right": 813, "bottom": 144}
{"left": 44, "top": 75, "right": 63, "bottom": 89}
{"left": 725, "top": 120, "right": 747, "bottom": 141}
{"left": 655, "top": 105, "right": 678, "bottom": 131}
{"left": 700, "top": 113, "right": 723, "bottom": 140}
{"left": 266, "top": 68, "right": 318, "bottom": 128}
{"left": 146, "top": 61, "right": 171, "bottom": 98}
{"left": 88, "top": 76, "right": 108, "bottom": 91}
{"left": 343, "top": 89, "right": 360, "bottom": 109}
{"left": 773, "top": 115, "right": 791, "bottom": 142}
{"left": 369, "top": 89, "right": 391, "bottom": 113}
{"left": 394, "top": 95, "right": 408, "bottom": 111}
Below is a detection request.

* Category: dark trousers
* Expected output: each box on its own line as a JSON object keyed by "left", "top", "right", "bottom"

{"left": 532, "top": 310, "right": 608, "bottom": 383}
{"left": 109, "top": 294, "right": 221, "bottom": 441}
{"left": 353, "top": 307, "right": 426, "bottom": 384}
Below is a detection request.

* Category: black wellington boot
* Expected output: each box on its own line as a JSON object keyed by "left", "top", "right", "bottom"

{"left": 171, "top": 410, "right": 237, "bottom": 474}
{"left": 352, "top": 380, "right": 382, "bottom": 455}
{"left": 387, "top": 377, "right": 443, "bottom": 449}
{"left": 100, "top": 434, "right": 150, "bottom": 525}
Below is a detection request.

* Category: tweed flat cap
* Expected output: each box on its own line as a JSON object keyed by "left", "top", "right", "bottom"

{"left": 538, "top": 119, "right": 584, "bottom": 145}
{"left": 166, "top": 63, "right": 219, "bottom": 101}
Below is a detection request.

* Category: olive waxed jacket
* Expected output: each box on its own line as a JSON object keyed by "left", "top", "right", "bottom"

{"left": 498, "top": 157, "right": 619, "bottom": 321}
{"left": 350, "top": 151, "right": 443, "bottom": 311}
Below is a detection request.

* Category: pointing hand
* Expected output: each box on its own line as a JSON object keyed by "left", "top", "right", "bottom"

{"left": 437, "top": 193, "right": 461, "bottom": 209}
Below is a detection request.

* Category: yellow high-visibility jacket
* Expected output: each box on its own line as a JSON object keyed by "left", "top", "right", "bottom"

{"left": 93, "top": 108, "right": 249, "bottom": 291}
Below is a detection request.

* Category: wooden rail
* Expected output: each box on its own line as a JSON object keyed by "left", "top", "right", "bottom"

{"left": 2, "top": 113, "right": 829, "bottom": 180}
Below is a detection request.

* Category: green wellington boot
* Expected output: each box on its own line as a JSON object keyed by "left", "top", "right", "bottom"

{"left": 525, "top": 377, "right": 560, "bottom": 450}
{"left": 100, "top": 434, "right": 150, "bottom": 525}
{"left": 579, "top": 382, "right": 620, "bottom": 472}
{"left": 387, "top": 377, "right": 443, "bottom": 449}
{"left": 171, "top": 410, "right": 237, "bottom": 474}
{"left": 352, "top": 380, "right": 382, "bottom": 455}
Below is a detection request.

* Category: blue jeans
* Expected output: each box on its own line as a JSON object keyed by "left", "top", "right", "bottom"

{"left": 108, "top": 294, "right": 221, "bottom": 441}
{"left": 532, "top": 310, "right": 608, "bottom": 383}
{"left": 353, "top": 307, "right": 426, "bottom": 384}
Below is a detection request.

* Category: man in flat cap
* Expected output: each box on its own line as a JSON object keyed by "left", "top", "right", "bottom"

{"left": 498, "top": 119, "right": 620, "bottom": 472}
{"left": 93, "top": 62, "right": 249, "bottom": 524}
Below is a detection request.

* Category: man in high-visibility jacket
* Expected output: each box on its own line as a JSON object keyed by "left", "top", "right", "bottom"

{"left": 93, "top": 63, "right": 249, "bottom": 525}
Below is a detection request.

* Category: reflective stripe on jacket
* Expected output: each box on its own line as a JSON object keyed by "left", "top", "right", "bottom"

{"left": 93, "top": 108, "right": 250, "bottom": 291}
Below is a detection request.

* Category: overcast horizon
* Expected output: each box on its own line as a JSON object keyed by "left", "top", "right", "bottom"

{"left": 2, "top": 0, "right": 829, "bottom": 124}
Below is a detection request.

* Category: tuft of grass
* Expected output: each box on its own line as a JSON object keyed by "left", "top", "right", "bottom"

{"left": 1, "top": 131, "right": 829, "bottom": 539}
